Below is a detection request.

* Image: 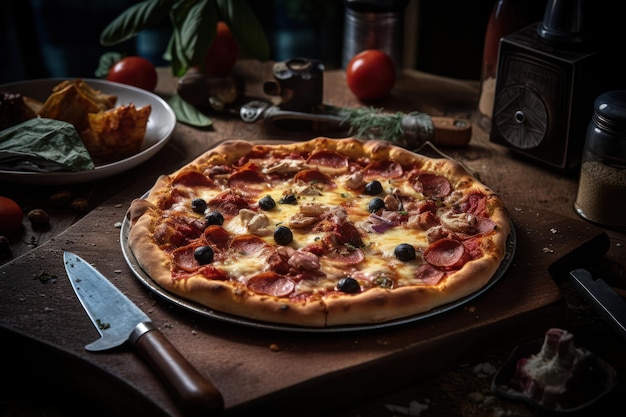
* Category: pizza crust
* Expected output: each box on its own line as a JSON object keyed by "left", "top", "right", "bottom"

{"left": 126, "top": 137, "right": 512, "bottom": 328}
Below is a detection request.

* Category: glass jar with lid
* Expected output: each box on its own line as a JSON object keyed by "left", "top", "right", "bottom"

{"left": 574, "top": 90, "right": 626, "bottom": 229}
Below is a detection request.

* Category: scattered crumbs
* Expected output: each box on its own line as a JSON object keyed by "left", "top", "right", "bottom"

{"left": 514, "top": 207, "right": 523, "bottom": 212}
{"left": 164, "top": 323, "right": 174, "bottom": 329}
{"left": 550, "top": 228, "right": 558, "bottom": 234}
{"left": 43, "top": 307, "right": 54, "bottom": 313}
{"left": 33, "top": 271, "right": 57, "bottom": 283}
{"left": 19, "top": 297, "right": 25, "bottom": 302}
{"left": 472, "top": 362, "right": 497, "bottom": 378}
{"left": 113, "top": 269, "right": 122, "bottom": 274}
{"left": 114, "top": 204, "right": 123, "bottom": 208}
{"left": 385, "top": 400, "right": 429, "bottom": 416}
{"left": 465, "top": 305, "right": 477, "bottom": 313}
{"left": 114, "top": 221, "right": 123, "bottom": 228}
{"left": 617, "top": 242, "right": 623, "bottom": 248}
{"left": 191, "top": 330, "right": 197, "bottom": 336}
{"left": 376, "top": 339, "right": 390, "bottom": 346}
{"left": 542, "top": 247, "right": 554, "bottom": 253}
{"left": 269, "top": 343, "right": 281, "bottom": 352}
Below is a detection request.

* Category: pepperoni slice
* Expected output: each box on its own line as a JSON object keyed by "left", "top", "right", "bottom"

{"left": 462, "top": 192, "right": 488, "bottom": 216}
{"left": 229, "top": 235, "right": 270, "bottom": 255}
{"left": 423, "top": 238, "right": 467, "bottom": 268}
{"left": 203, "top": 225, "right": 231, "bottom": 250}
{"left": 414, "top": 264, "right": 446, "bottom": 285}
{"left": 306, "top": 149, "right": 349, "bottom": 170}
{"left": 228, "top": 169, "right": 268, "bottom": 197}
{"left": 413, "top": 173, "right": 452, "bottom": 198}
{"left": 363, "top": 160, "right": 403, "bottom": 179}
{"left": 197, "top": 265, "right": 228, "bottom": 280}
{"left": 247, "top": 272, "right": 295, "bottom": 297}
{"left": 208, "top": 192, "right": 249, "bottom": 216}
{"left": 172, "top": 245, "right": 201, "bottom": 272}
{"left": 294, "top": 169, "right": 332, "bottom": 185}
{"left": 172, "top": 170, "right": 212, "bottom": 187}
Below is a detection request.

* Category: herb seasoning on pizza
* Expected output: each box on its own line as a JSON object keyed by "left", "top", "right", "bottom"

{"left": 126, "top": 138, "right": 511, "bottom": 327}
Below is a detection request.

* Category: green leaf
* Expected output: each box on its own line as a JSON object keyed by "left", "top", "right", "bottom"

{"left": 178, "top": 0, "right": 218, "bottom": 65}
{"left": 217, "top": 0, "right": 270, "bottom": 61}
{"left": 168, "top": 94, "right": 213, "bottom": 127}
{"left": 94, "top": 52, "right": 124, "bottom": 78}
{"left": 100, "top": 0, "right": 176, "bottom": 46}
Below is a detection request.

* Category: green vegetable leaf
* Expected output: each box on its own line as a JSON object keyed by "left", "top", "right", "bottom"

{"left": 168, "top": 94, "right": 213, "bottom": 127}
{"left": 217, "top": 0, "right": 270, "bottom": 61}
{"left": 100, "top": 0, "right": 176, "bottom": 46}
{"left": 179, "top": 0, "right": 218, "bottom": 65}
{"left": 94, "top": 52, "right": 124, "bottom": 78}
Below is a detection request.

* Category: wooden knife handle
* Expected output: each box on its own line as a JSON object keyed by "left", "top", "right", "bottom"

{"left": 133, "top": 325, "right": 224, "bottom": 416}
{"left": 430, "top": 116, "right": 472, "bottom": 147}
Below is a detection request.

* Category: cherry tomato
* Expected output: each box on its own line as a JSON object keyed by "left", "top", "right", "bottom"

{"left": 346, "top": 49, "right": 396, "bottom": 101}
{"left": 0, "top": 196, "right": 23, "bottom": 236}
{"left": 204, "top": 21, "right": 239, "bottom": 77}
{"left": 107, "top": 56, "right": 158, "bottom": 92}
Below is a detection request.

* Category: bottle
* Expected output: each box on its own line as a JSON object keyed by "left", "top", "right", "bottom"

{"left": 478, "top": 0, "right": 542, "bottom": 128}
{"left": 574, "top": 90, "right": 626, "bottom": 229}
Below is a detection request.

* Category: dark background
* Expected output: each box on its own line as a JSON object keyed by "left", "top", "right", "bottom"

{"left": 1, "top": 0, "right": 624, "bottom": 84}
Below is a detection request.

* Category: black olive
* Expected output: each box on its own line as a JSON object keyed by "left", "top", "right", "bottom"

{"left": 367, "top": 197, "right": 385, "bottom": 213}
{"left": 279, "top": 194, "right": 297, "bottom": 204}
{"left": 191, "top": 198, "right": 207, "bottom": 214}
{"left": 394, "top": 243, "right": 416, "bottom": 261}
{"left": 258, "top": 195, "right": 276, "bottom": 210}
{"left": 337, "top": 277, "right": 361, "bottom": 293}
{"left": 194, "top": 246, "right": 214, "bottom": 264}
{"left": 364, "top": 180, "right": 383, "bottom": 195}
{"left": 274, "top": 225, "right": 293, "bottom": 245}
{"left": 205, "top": 211, "right": 224, "bottom": 226}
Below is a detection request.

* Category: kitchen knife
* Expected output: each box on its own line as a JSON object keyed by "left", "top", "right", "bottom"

{"left": 240, "top": 100, "right": 472, "bottom": 148}
{"left": 570, "top": 268, "right": 626, "bottom": 342}
{"left": 63, "top": 251, "right": 224, "bottom": 416}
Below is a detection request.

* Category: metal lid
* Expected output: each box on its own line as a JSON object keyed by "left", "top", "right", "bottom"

{"left": 593, "top": 90, "right": 626, "bottom": 135}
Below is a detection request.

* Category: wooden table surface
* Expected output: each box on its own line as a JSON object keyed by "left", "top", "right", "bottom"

{"left": 1, "top": 61, "right": 625, "bottom": 417}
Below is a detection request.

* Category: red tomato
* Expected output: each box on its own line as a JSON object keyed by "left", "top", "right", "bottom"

{"left": 204, "top": 22, "right": 239, "bottom": 77}
{"left": 346, "top": 49, "right": 396, "bottom": 101}
{"left": 0, "top": 196, "right": 23, "bottom": 236}
{"left": 107, "top": 56, "right": 158, "bottom": 91}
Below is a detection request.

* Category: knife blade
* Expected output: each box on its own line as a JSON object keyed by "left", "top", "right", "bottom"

{"left": 570, "top": 268, "right": 626, "bottom": 342}
{"left": 63, "top": 251, "right": 224, "bottom": 416}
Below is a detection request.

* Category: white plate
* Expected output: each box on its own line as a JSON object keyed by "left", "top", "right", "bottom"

{"left": 0, "top": 78, "right": 176, "bottom": 185}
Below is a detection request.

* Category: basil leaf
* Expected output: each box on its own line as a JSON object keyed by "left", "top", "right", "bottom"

{"left": 168, "top": 94, "right": 213, "bottom": 127}
{"left": 100, "top": 0, "right": 176, "bottom": 46}
{"left": 180, "top": 0, "right": 218, "bottom": 65}
{"left": 217, "top": 0, "right": 270, "bottom": 61}
{"left": 94, "top": 52, "right": 124, "bottom": 78}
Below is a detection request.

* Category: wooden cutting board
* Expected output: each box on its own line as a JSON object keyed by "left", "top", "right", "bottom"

{"left": 0, "top": 183, "right": 608, "bottom": 417}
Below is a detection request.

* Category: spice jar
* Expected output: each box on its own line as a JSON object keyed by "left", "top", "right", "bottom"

{"left": 574, "top": 90, "right": 626, "bottom": 229}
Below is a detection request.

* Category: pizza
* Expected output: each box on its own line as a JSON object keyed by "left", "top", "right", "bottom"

{"left": 126, "top": 137, "right": 511, "bottom": 327}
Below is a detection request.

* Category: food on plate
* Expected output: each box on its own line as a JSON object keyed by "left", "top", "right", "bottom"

{"left": 496, "top": 328, "right": 617, "bottom": 411}
{"left": 1, "top": 79, "right": 152, "bottom": 168}
{"left": 38, "top": 79, "right": 118, "bottom": 131}
{"left": 0, "top": 91, "right": 38, "bottom": 130}
{"left": 126, "top": 137, "right": 511, "bottom": 327}
{"left": 81, "top": 103, "right": 151, "bottom": 162}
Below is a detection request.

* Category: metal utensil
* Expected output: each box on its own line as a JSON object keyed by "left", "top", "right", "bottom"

{"left": 570, "top": 268, "right": 626, "bottom": 342}
{"left": 240, "top": 100, "right": 472, "bottom": 148}
{"left": 63, "top": 251, "right": 224, "bottom": 416}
